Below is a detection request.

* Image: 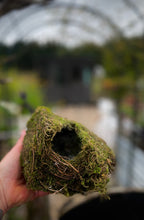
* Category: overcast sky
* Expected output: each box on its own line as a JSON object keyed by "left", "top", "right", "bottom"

{"left": 0, "top": 0, "right": 144, "bottom": 47}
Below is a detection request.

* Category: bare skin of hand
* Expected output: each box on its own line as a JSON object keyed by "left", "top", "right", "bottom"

{"left": 0, "top": 130, "right": 48, "bottom": 214}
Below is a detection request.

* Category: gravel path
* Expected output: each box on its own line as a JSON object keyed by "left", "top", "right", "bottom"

{"left": 53, "top": 105, "right": 100, "bottom": 132}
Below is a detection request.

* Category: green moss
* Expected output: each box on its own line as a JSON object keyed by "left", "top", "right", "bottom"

{"left": 21, "top": 106, "right": 115, "bottom": 196}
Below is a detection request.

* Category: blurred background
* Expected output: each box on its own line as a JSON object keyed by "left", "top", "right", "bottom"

{"left": 0, "top": 0, "right": 144, "bottom": 219}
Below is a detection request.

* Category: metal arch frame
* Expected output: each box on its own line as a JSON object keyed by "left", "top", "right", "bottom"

{"left": 0, "top": 14, "right": 110, "bottom": 44}
{"left": 0, "top": 4, "right": 45, "bottom": 39}
{"left": 22, "top": 18, "right": 109, "bottom": 44}
{"left": 0, "top": 1, "right": 123, "bottom": 44}
{"left": 1, "top": 0, "right": 144, "bottom": 44}
{"left": 22, "top": 16, "right": 108, "bottom": 38}
{"left": 47, "top": 1, "right": 123, "bottom": 37}
{"left": 0, "top": 8, "right": 112, "bottom": 44}
{"left": 0, "top": 0, "right": 52, "bottom": 16}
{"left": 122, "top": 0, "right": 144, "bottom": 36}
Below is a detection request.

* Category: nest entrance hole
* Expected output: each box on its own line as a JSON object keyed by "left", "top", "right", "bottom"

{"left": 52, "top": 127, "right": 81, "bottom": 158}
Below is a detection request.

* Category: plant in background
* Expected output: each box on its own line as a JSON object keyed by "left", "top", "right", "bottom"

{"left": 0, "top": 69, "right": 45, "bottom": 113}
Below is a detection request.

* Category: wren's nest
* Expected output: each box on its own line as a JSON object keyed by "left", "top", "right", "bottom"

{"left": 21, "top": 106, "right": 115, "bottom": 196}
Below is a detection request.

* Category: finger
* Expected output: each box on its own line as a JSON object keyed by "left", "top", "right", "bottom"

{"left": 11, "top": 130, "right": 26, "bottom": 156}
{"left": 15, "top": 130, "right": 26, "bottom": 150}
{"left": 34, "top": 191, "right": 49, "bottom": 199}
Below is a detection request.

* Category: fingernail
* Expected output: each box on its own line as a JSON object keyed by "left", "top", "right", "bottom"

{"left": 21, "top": 130, "right": 26, "bottom": 136}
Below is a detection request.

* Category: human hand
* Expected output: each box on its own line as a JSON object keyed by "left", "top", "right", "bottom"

{"left": 0, "top": 130, "right": 48, "bottom": 215}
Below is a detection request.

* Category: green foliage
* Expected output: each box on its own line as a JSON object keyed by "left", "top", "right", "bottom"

{"left": 0, "top": 106, "right": 16, "bottom": 131}
{"left": 7, "top": 207, "right": 25, "bottom": 220}
{"left": 0, "top": 69, "right": 44, "bottom": 113}
{"left": 0, "top": 42, "right": 102, "bottom": 70}
{"left": 102, "top": 37, "right": 144, "bottom": 80}
{"left": 101, "top": 37, "right": 144, "bottom": 106}
{"left": 120, "top": 103, "right": 135, "bottom": 118}
{"left": 1, "top": 37, "right": 144, "bottom": 121}
{"left": 70, "top": 43, "right": 102, "bottom": 60}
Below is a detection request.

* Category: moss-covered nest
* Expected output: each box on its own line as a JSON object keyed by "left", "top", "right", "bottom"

{"left": 21, "top": 106, "right": 115, "bottom": 196}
